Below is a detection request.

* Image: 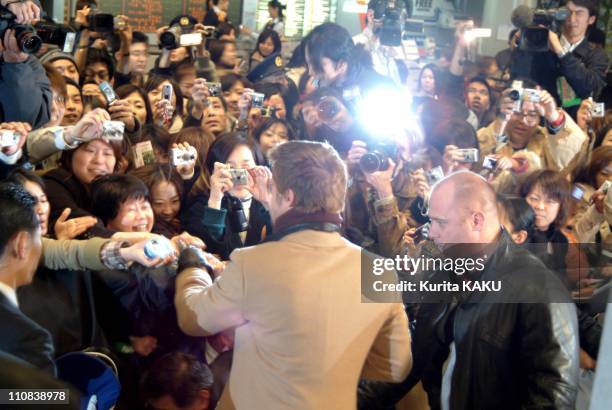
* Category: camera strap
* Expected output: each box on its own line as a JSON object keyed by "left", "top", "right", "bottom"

{"left": 264, "top": 222, "right": 341, "bottom": 243}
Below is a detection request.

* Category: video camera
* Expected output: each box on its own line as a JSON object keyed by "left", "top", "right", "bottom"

{"left": 369, "top": 0, "right": 409, "bottom": 47}
{"left": 160, "top": 21, "right": 216, "bottom": 50}
{"left": 0, "top": 9, "right": 77, "bottom": 54}
{"left": 518, "top": 7, "right": 569, "bottom": 52}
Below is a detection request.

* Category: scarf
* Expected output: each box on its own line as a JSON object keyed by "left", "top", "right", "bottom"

{"left": 272, "top": 208, "right": 343, "bottom": 237}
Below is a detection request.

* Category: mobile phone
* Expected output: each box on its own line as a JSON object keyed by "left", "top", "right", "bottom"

{"left": 162, "top": 84, "right": 173, "bottom": 102}
{"left": 99, "top": 81, "right": 117, "bottom": 105}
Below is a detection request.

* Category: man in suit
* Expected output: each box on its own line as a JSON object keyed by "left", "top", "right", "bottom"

{"left": 0, "top": 183, "right": 54, "bottom": 373}
{"left": 175, "top": 141, "right": 412, "bottom": 409}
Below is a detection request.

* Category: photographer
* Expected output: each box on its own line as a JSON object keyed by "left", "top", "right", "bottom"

{"left": 0, "top": 0, "right": 51, "bottom": 129}
{"left": 304, "top": 22, "right": 393, "bottom": 101}
{"left": 344, "top": 120, "right": 427, "bottom": 258}
{"left": 180, "top": 133, "right": 271, "bottom": 260}
{"left": 477, "top": 81, "right": 587, "bottom": 184}
{"left": 510, "top": 0, "right": 609, "bottom": 118}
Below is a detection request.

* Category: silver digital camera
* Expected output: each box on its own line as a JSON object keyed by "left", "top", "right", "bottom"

{"left": 101, "top": 121, "right": 125, "bottom": 140}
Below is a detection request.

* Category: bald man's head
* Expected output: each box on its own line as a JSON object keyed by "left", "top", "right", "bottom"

{"left": 427, "top": 171, "right": 501, "bottom": 248}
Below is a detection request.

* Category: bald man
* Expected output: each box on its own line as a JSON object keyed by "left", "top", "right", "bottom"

{"left": 413, "top": 171, "right": 579, "bottom": 410}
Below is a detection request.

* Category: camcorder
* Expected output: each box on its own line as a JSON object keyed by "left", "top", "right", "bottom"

{"left": 519, "top": 8, "right": 569, "bottom": 52}
{"left": 0, "top": 130, "right": 20, "bottom": 147}
{"left": 171, "top": 146, "right": 197, "bottom": 166}
{"left": 159, "top": 22, "right": 216, "bottom": 50}
{"left": 0, "top": 8, "right": 77, "bottom": 54}
{"left": 370, "top": 0, "right": 406, "bottom": 47}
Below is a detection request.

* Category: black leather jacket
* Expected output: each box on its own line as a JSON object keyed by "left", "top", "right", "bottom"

{"left": 416, "top": 232, "right": 579, "bottom": 410}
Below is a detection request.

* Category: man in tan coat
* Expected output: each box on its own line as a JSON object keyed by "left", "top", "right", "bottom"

{"left": 175, "top": 141, "right": 412, "bottom": 409}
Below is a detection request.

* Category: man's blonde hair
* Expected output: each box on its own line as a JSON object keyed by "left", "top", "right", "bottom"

{"left": 268, "top": 141, "right": 347, "bottom": 213}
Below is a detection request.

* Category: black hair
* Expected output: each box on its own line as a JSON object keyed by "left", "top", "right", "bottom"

{"left": 6, "top": 169, "right": 46, "bottom": 192}
{"left": 254, "top": 82, "right": 284, "bottom": 100}
{"left": 115, "top": 84, "right": 154, "bottom": 125}
{"left": 569, "top": 0, "right": 600, "bottom": 17}
{"left": 85, "top": 48, "right": 116, "bottom": 81}
{"left": 143, "top": 75, "right": 184, "bottom": 121}
{"left": 220, "top": 73, "right": 252, "bottom": 92}
{"left": 207, "top": 94, "right": 229, "bottom": 112}
{"left": 268, "top": 0, "right": 285, "bottom": 21}
{"left": 140, "top": 124, "right": 173, "bottom": 156}
{"left": 208, "top": 39, "right": 236, "bottom": 67}
{"left": 205, "top": 132, "right": 264, "bottom": 175}
{"left": 140, "top": 352, "right": 213, "bottom": 408}
{"left": 0, "top": 183, "right": 39, "bottom": 256}
{"left": 417, "top": 63, "right": 441, "bottom": 95}
{"left": 497, "top": 194, "right": 535, "bottom": 236}
{"left": 575, "top": 146, "right": 612, "bottom": 188}
{"left": 594, "top": 122, "right": 612, "bottom": 149}
{"left": 519, "top": 170, "right": 571, "bottom": 229}
{"left": 255, "top": 29, "right": 282, "bottom": 56}
{"left": 64, "top": 76, "right": 82, "bottom": 97}
{"left": 131, "top": 31, "right": 149, "bottom": 45}
{"left": 429, "top": 118, "right": 478, "bottom": 154}
{"left": 216, "top": 22, "right": 237, "bottom": 39}
{"left": 252, "top": 117, "right": 295, "bottom": 144}
{"left": 465, "top": 76, "right": 492, "bottom": 97}
{"left": 304, "top": 23, "right": 373, "bottom": 87}
{"left": 130, "top": 163, "right": 185, "bottom": 200}
{"left": 90, "top": 174, "right": 150, "bottom": 225}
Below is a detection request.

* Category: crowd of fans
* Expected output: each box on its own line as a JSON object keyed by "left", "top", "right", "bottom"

{"left": 0, "top": 0, "right": 611, "bottom": 408}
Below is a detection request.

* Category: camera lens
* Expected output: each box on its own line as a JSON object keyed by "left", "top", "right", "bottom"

{"left": 317, "top": 97, "right": 340, "bottom": 121}
{"left": 360, "top": 152, "right": 389, "bottom": 174}
{"left": 20, "top": 33, "right": 42, "bottom": 53}
{"left": 509, "top": 90, "right": 520, "bottom": 101}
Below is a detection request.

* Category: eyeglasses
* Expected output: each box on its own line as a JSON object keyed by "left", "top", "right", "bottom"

{"left": 511, "top": 111, "right": 540, "bottom": 122}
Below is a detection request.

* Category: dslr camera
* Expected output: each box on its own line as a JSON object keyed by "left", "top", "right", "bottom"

{"left": 359, "top": 142, "right": 398, "bottom": 174}
{"left": 0, "top": 8, "right": 77, "bottom": 54}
